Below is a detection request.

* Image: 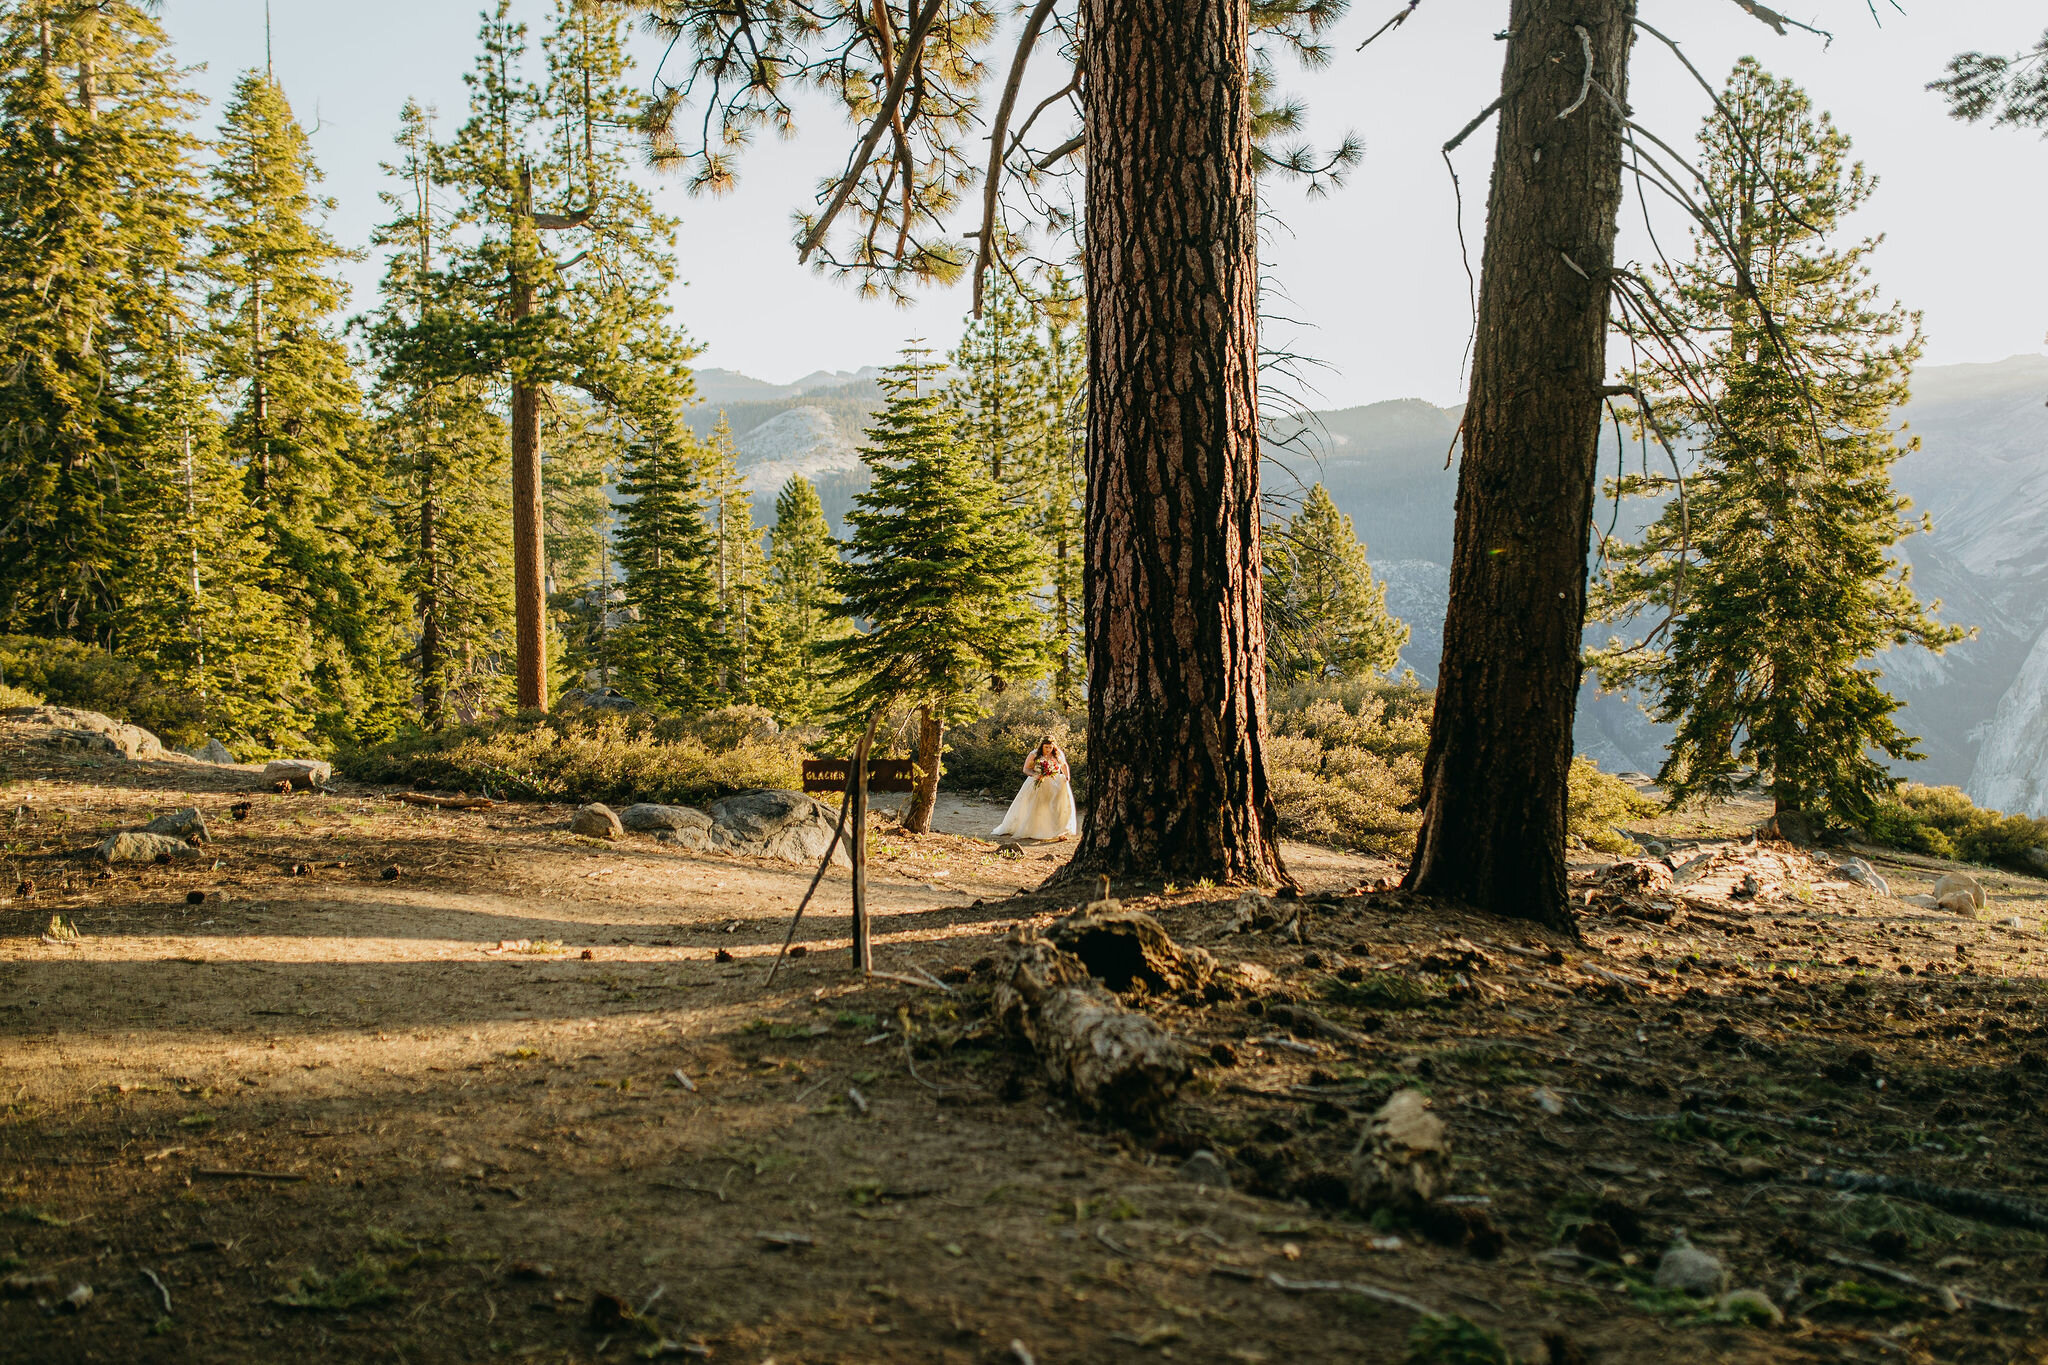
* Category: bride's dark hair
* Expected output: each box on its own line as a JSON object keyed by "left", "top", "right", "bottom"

{"left": 1038, "top": 735, "right": 1057, "bottom": 750}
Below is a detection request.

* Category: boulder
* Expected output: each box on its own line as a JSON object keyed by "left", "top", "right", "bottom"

{"left": 142, "top": 807, "right": 208, "bottom": 841}
{"left": 557, "top": 687, "right": 639, "bottom": 716}
{"left": 707, "top": 789, "right": 851, "bottom": 868}
{"left": 264, "top": 758, "right": 331, "bottom": 791}
{"left": 1932, "top": 871, "right": 1987, "bottom": 911}
{"left": 618, "top": 803, "right": 711, "bottom": 834}
{"left": 96, "top": 831, "right": 199, "bottom": 864}
{"left": 570, "top": 803, "right": 624, "bottom": 839}
{"left": 2, "top": 705, "right": 165, "bottom": 761}
{"left": 1833, "top": 857, "right": 1889, "bottom": 897}
{"left": 1938, "top": 892, "right": 1981, "bottom": 916}
{"left": 180, "top": 738, "right": 235, "bottom": 764}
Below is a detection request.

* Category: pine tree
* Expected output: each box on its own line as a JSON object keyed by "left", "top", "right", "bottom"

{"left": 698, "top": 413, "right": 774, "bottom": 703}
{"left": 765, "top": 474, "right": 844, "bottom": 723}
{"left": 205, "top": 67, "right": 405, "bottom": 745}
{"left": 833, "top": 350, "right": 1047, "bottom": 833}
{"left": 613, "top": 422, "right": 719, "bottom": 714}
{"left": 0, "top": 1, "right": 200, "bottom": 637}
{"left": 364, "top": 99, "right": 515, "bottom": 728}
{"left": 1264, "top": 484, "right": 1406, "bottom": 684}
{"left": 1592, "top": 60, "right": 1967, "bottom": 825}
{"left": 1029, "top": 277, "right": 1087, "bottom": 709}
{"left": 947, "top": 276, "right": 1046, "bottom": 491}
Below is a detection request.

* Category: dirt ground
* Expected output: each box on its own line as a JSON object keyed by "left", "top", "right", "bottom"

{"left": 4, "top": 745, "right": 2048, "bottom": 1364}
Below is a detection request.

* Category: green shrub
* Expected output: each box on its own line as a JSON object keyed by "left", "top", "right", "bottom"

{"left": 0, "top": 634, "right": 204, "bottom": 746}
{"left": 1265, "top": 680, "right": 1431, "bottom": 856}
{"left": 1568, "top": 757, "right": 1661, "bottom": 854}
{"left": 345, "top": 712, "right": 805, "bottom": 807}
{"left": 1864, "top": 784, "right": 2048, "bottom": 871}
{"left": 0, "top": 681, "right": 43, "bottom": 709}
{"left": 941, "top": 693, "right": 1087, "bottom": 793}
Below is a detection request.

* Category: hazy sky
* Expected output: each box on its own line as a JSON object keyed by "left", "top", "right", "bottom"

{"left": 163, "top": 2, "right": 2048, "bottom": 409}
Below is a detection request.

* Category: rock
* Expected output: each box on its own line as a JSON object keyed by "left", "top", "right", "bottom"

{"left": 1048, "top": 909, "right": 1215, "bottom": 994}
{"left": 619, "top": 803, "right": 712, "bottom": 834}
{"left": 570, "top": 803, "right": 624, "bottom": 839}
{"left": 2002, "top": 915, "right": 2027, "bottom": 929}
{"left": 1654, "top": 1242, "right": 1727, "bottom": 1297}
{"left": 1719, "top": 1288, "right": 1783, "bottom": 1326}
{"left": 1350, "top": 1089, "right": 1450, "bottom": 1213}
{"left": 263, "top": 758, "right": 331, "bottom": 791}
{"left": 1, "top": 705, "right": 165, "bottom": 761}
{"left": 179, "top": 738, "right": 235, "bottom": 764}
{"left": 1932, "top": 871, "right": 1987, "bottom": 910}
{"left": 707, "top": 789, "right": 851, "bottom": 868}
{"left": 1833, "top": 858, "right": 1889, "bottom": 896}
{"left": 96, "top": 832, "right": 199, "bottom": 864}
{"left": 1938, "top": 892, "right": 1980, "bottom": 915}
{"left": 2028, "top": 847, "right": 2048, "bottom": 876}
{"left": 654, "top": 825, "right": 713, "bottom": 852}
{"left": 1177, "top": 1150, "right": 1231, "bottom": 1191}
{"left": 557, "top": 687, "right": 639, "bottom": 716}
{"left": 1901, "top": 893, "right": 1938, "bottom": 908}
{"left": 142, "top": 807, "right": 208, "bottom": 841}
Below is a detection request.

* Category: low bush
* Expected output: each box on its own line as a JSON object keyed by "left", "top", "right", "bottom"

{"left": 1864, "top": 784, "right": 2048, "bottom": 871}
{"left": 345, "top": 711, "right": 805, "bottom": 808}
{"left": 942, "top": 694, "right": 1087, "bottom": 793}
{"left": 0, "top": 634, "right": 204, "bottom": 746}
{"left": 0, "top": 681, "right": 44, "bottom": 709}
{"left": 1568, "top": 758, "right": 1662, "bottom": 855}
{"left": 1265, "top": 680, "right": 1431, "bottom": 856}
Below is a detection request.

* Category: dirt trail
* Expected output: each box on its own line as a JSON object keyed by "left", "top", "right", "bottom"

{"left": 4, "top": 749, "right": 2048, "bottom": 1364}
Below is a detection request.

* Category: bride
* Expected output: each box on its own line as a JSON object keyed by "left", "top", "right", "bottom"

{"left": 992, "top": 737, "right": 1077, "bottom": 841}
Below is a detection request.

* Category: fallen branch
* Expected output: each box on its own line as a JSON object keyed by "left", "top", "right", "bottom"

{"left": 1822, "top": 1252, "right": 2030, "bottom": 1315}
{"left": 195, "top": 1168, "right": 306, "bottom": 1182}
{"left": 389, "top": 793, "right": 494, "bottom": 810}
{"left": 1804, "top": 1168, "right": 2048, "bottom": 1236}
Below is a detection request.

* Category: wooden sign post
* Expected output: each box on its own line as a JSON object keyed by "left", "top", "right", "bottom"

{"left": 768, "top": 710, "right": 913, "bottom": 982}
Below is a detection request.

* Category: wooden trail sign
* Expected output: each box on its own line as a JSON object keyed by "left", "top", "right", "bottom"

{"left": 803, "top": 757, "right": 915, "bottom": 794}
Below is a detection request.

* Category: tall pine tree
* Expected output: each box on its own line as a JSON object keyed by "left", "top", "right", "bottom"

{"left": 613, "top": 421, "right": 719, "bottom": 714}
{"left": 205, "top": 67, "right": 404, "bottom": 745}
{"left": 699, "top": 413, "right": 774, "bottom": 703}
{"left": 364, "top": 99, "right": 516, "bottom": 728}
{"left": 1593, "top": 61, "right": 1967, "bottom": 824}
{"left": 765, "top": 475, "right": 843, "bottom": 724}
{"left": 833, "top": 350, "right": 1046, "bottom": 833}
{"left": 0, "top": 1, "right": 199, "bottom": 637}
{"left": 1264, "top": 484, "right": 1406, "bottom": 684}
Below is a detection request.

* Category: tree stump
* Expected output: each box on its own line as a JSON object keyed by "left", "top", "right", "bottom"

{"left": 993, "top": 930, "right": 1189, "bottom": 1125}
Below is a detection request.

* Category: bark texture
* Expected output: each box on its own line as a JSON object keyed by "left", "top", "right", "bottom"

{"left": 509, "top": 165, "right": 547, "bottom": 712}
{"left": 1072, "top": 0, "right": 1285, "bottom": 887}
{"left": 902, "top": 704, "right": 942, "bottom": 834}
{"left": 993, "top": 929, "right": 1190, "bottom": 1124}
{"left": 1405, "top": 0, "right": 1636, "bottom": 928}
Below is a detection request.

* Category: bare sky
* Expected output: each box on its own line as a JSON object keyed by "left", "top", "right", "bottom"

{"left": 166, "top": 1, "right": 2047, "bottom": 409}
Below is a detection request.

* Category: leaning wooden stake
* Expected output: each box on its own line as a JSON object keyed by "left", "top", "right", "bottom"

{"left": 765, "top": 708, "right": 882, "bottom": 987}
{"left": 851, "top": 723, "right": 873, "bottom": 973}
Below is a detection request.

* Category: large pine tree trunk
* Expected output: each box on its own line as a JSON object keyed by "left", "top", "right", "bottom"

{"left": 903, "top": 704, "right": 942, "bottom": 835}
{"left": 1068, "top": 0, "right": 1285, "bottom": 887}
{"left": 510, "top": 165, "right": 548, "bottom": 712}
{"left": 1405, "top": 0, "right": 1635, "bottom": 929}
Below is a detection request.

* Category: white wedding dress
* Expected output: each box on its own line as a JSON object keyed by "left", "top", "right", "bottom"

{"left": 992, "top": 758, "right": 1077, "bottom": 840}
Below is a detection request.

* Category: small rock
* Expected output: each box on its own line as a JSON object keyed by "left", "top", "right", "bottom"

{"left": 2002, "top": 915, "right": 2026, "bottom": 929}
{"left": 1833, "top": 858, "right": 1889, "bottom": 897}
{"left": 1178, "top": 1150, "right": 1231, "bottom": 1190}
{"left": 1350, "top": 1089, "right": 1450, "bottom": 1213}
{"left": 1932, "top": 872, "right": 1986, "bottom": 911}
{"left": 1718, "top": 1288, "right": 1782, "bottom": 1325}
{"left": 143, "top": 807, "right": 209, "bottom": 841}
{"left": 570, "top": 803, "right": 624, "bottom": 839}
{"left": 60, "top": 1283, "right": 92, "bottom": 1314}
{"left": 263, "top": 758, "right": 332, "bottom": 791}
{"left": 381, "top": 864, "right": 402, "bottom": 880}
{"left": 180, "top": 738, "right": 235, "bottom": 764}
{"left": 1654, "top": 1242, "right": 1726, "bottom": 1296}
{"left": 96, "top": 832, "right": 198, "bottom": 864}
{"left": 1937, "top": 892, "right": 1980, "bottom": 916}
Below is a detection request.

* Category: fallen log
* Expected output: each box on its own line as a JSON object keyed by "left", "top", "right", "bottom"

{"left": 390, "top": 793, "right": 495, "bottom": 810}
{"left": 993, "top": 929, "right": 1189, "bottom": 1125}
{"left": 1048, "top": 907, "right": 1215, "bottom": 995}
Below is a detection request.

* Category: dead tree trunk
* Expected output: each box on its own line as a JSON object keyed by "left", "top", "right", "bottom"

{"left": 902, "top": 704, "right": 943, "bottom": 834}
{"left": 1405, "top": 0, "right": 1636, "bottom": 929}
{"left": 1069, "top": 0, "right": 1286, "bottom": 888}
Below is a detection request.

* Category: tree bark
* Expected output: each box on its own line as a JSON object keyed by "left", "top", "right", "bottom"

{"left": 1405, "top": 0, "right": 1635, "bottom": 929}
{"left": 1069, "top": 0, "right": 1286, "bottom": 888}
{"left": 510, "top": 163, "right": 548, "bottom": 712}
{"left": 903, "top": 704, "right": 942, "bottom": 834}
